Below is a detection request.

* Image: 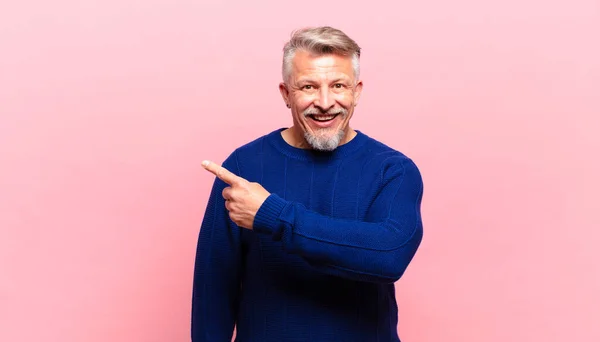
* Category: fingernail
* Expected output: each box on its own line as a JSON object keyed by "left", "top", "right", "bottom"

{"left": 202, "top": 160, "right": 209, "bottom": 167}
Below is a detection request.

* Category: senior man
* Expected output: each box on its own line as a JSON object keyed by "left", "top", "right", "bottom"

{"left": 191, "top": 26, "right": 424, "bottom": 341}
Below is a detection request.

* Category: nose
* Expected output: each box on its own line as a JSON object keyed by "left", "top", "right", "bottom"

{"left": 314, "top": 87, "right": 335, "bottom": 112}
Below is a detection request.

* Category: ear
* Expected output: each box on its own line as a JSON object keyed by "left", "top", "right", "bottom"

{"left": 279, "top": 82, "right": 291, "bottom": 108}
{"left": 353, "top": 80, "right": 363, "bottom": 107}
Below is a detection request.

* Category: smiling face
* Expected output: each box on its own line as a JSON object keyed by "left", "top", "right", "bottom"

{"left": 279, "top": 50, "right": 363, "bottom": 151}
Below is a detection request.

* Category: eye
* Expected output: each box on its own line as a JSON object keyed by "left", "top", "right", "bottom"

{"left": 302, "top": 85, "right": 314, "bottom": 90}
{"left": 333, "top": 83, "right": 344, "bottom": 88}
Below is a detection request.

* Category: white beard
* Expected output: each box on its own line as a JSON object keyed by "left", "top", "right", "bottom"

{"left": 304, "top": 128, "right": 345, "bottom": 151}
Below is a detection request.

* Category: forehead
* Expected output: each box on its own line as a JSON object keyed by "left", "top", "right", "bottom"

{"left": 291, "top": 50, "right": 354, "bottom": 80}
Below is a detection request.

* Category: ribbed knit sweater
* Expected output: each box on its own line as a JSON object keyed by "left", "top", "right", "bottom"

{"left": 192, "top": 128, "right": 424, "bottom": 341}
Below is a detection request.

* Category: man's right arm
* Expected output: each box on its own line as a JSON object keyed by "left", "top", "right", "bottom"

{"left": 191, "top": 153, "right": 242, "bottom": 341}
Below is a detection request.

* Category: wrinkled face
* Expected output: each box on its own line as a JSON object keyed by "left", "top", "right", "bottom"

{"left": 280, "top": 50, "right": 363, "bottom": 151}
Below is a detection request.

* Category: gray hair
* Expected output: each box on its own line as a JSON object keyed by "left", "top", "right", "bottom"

{"left": 282, "top": 26, "right": 361, "bottom": 84}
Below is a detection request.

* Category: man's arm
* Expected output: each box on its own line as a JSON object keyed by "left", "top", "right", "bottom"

{"left": 253, "top": 158, "right": 424, "bottom": 284}
{"left": 191, "top": 153, "right": 242, "bottom": 341}
{"left": 201, "top": 156, "right": 424, "bottom": 284}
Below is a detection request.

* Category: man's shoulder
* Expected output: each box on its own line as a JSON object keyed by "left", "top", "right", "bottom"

{"left": 360, "top": 131, "right": 415, "bottom": 165}
{"left": 230, "top": 129, "right": 279, "bottom": 157}
{"left": 217, "top": 129, "right": 282, "bottom": 176}
{"left": 219, "top": 129, "right": 281, "bottom": 168}
{"left": 358, "top": 131, "right": 424, "bottom": 183}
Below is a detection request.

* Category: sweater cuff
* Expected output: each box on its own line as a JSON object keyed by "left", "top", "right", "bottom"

{"left": 253, "top": 194, "right": 288, "bottom": 237}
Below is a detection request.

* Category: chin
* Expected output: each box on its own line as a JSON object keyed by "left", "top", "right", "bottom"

{"left": 304, "top": 128, "right": 345, "bottom": 151}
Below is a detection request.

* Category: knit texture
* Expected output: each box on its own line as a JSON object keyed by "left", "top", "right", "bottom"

{"left": 192, "top": 128, "right": 424, "bottom": 342}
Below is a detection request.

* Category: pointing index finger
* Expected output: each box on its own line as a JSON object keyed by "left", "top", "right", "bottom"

{"left": 202, "top": 160, "right": 243, "bottom": 185}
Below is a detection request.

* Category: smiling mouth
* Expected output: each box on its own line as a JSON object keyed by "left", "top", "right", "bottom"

{"left": 308, "top": 114, "right": 339, "bottom": 122}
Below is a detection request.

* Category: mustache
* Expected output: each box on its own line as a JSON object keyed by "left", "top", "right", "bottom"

{"left": 303, "top": 108, "right": 348, "bottom": 117}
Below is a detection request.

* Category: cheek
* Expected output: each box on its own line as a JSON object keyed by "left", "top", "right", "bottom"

{"left": 293, "top": 94, "right": 313, "bottom": 108}
{"left": 339, "top": 92, "right": 355, "bottom": 106}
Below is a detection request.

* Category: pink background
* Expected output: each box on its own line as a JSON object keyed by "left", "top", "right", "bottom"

{"left": 1, "top": 0, "right": 599, "bottom": 341}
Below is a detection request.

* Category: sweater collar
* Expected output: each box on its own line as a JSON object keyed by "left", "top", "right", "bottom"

{"left": 267, "top": 127, "right": 369, "bottom": 161}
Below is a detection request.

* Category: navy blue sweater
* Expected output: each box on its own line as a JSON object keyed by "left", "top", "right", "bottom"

{"left": 192, "top": 128, "right": 424, "bottom": 341}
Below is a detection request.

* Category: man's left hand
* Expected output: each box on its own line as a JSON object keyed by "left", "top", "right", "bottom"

{"left": 202, "top": 160, "right": 271, "bottom": 230}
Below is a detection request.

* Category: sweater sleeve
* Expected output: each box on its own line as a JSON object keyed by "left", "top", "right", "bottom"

{"left": 191, "top": 153, "right": 242, "bottom": 341}
{"left": 253, "top": 158, "right": 424, "bottom": 284}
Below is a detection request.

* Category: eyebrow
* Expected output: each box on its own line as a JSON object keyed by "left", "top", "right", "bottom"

{"left": 296, "top": 77, "right": 351, "bottom": 84}
{"left": 331, "top": 78, "right": 351, "bottom": 84}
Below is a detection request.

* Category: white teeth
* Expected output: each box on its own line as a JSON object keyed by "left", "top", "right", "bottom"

{"left": 311, "top": 115, "right": 336, "bottom": 121}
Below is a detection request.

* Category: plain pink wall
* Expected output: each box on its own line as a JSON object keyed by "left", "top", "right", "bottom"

{"left": 1, "top": 0, "right": 599, "bottom": 341}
